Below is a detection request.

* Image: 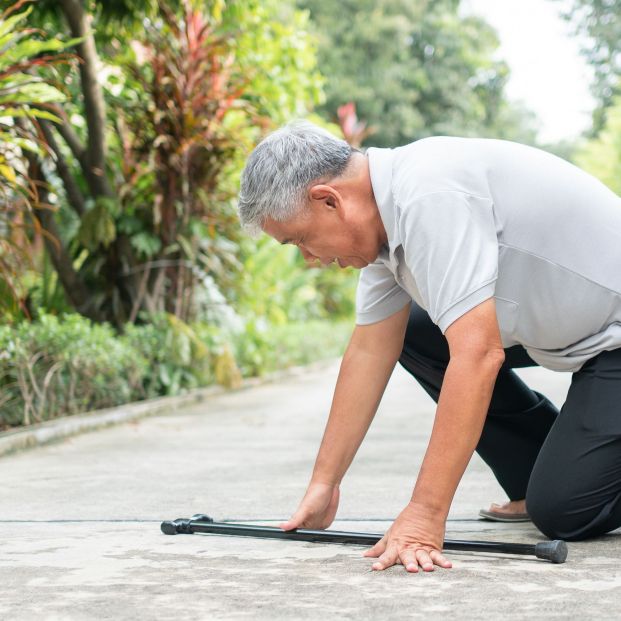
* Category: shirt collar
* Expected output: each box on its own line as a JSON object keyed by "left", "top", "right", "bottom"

{"left": 366, "top": 147, "right": 397, "bottom": 251}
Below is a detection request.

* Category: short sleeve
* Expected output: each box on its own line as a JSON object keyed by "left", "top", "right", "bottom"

{"left": 399, "top": 191, "right": 499, "bottom": 333}
{"left": 355, "top": 261, "right": 411, "bottom": 325}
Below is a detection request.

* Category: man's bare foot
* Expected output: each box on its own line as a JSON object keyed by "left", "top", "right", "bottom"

{"left": 479, "top": 498, "right": 530, "bottom": 522}
{"left": 487, "top": 499, "right": 527, "bottom": 515}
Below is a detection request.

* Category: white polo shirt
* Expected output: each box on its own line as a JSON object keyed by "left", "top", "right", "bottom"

{"left": 356, "top": 137, "right": 621, "bottom": 372}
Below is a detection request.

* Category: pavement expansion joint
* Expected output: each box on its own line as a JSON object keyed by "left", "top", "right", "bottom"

{"left": 0, "top": 517, "right": 487, "bottom": 524}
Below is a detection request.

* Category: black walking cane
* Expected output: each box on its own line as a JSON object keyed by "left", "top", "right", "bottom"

{"left": 161, "top": 514, "right": 568, "bottom": 564}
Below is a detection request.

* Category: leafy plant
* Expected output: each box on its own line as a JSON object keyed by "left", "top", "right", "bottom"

{"left": 230, "top": 319, "right": 352, "bottom": 378}
{"left": 0, "top": 313, "right": 147, "bottom": 426}
{"left": 574, "top": 91, "right": 621, "bottom": 194}
{"left": 15, "top": 0, "right": 323, "bottom": 325}
{"left": 236, "top": 236, "right": 323, "bottom": 324}
{"left": 0, "top": 311, "right": 351, "bottom": 429}
{"left": 296, "top": 0, "right": 541, "bottom": 147}
{"left": 337, "top": 102, "right": 375, "bottom": 148}
{"left": 0, "top": 1, "right": 76, "bottom": 316}
{"left": 107, "top": 0, "right": 265, "bottom": 322}
{"left": 551, "top": 0, "right": 621, "bottom": 137}
{"left": 123, "top": 312, "right": 214, "bottom": 396}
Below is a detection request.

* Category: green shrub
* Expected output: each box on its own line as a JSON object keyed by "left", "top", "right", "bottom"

{"left": 230, "top": 319, "right": 352, "bottom": 378}
{"left": 0, "top": 314, "right": 147, "bottom": 427}
{"left": 123, "top": 314, "right": 214, "bottom": 398}
{"left": 0, "top": 313, "right": 352, "bottom": 429}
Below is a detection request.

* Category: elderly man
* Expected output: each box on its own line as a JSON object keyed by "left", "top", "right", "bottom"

{"left": 237, "top": 120, "right": 621, "bottom": 573}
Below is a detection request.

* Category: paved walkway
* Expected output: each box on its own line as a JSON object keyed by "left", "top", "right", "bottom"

{"left": 1, "top": 361, "right": 621, "bottom": 619}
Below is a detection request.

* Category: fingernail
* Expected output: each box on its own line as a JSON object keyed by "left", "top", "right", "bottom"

{"left": 406, "top": 563, "right": 416, "bottom": 571}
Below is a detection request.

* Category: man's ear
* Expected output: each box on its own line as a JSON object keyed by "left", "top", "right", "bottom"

{"left": 309, "top": 184, "right": 340, "bottom": 211}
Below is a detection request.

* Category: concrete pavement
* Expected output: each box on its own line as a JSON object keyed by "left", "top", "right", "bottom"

{"left": 1, "top": 360, "right": 621, "bottom": 619}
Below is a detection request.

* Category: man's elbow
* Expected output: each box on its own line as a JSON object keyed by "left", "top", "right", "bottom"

{"left": 444, "top": 298, "right": 506, "bottom": 370}
{"left": 484, "top": 347, "right": 506, "bottom": 369}
{"left": 451, "top": 347, "right": 505, "bottom": 372}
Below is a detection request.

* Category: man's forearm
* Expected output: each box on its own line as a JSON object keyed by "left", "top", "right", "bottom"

{"left": 411, "top": 352, "right": 504, "bottom": 520}
{"left": 311, "top": 342, "right": 398, "bottom": 486}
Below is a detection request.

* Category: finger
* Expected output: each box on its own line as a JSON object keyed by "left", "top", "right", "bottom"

{"left": 278, "top": 517, "right": 297, "bottom": 530}
{"left": 398, "top": 550, "right": 420, "bottom": 573}
{"left": 372, "top": 546, "right": 399, "bottom": 571}
{"left": 362, "top": 537, "right": 387, "bottom": 558}
{"left": 279, "top": 510, "right": 307, "bottom": 530}
{"left": 430, "top": 549, "right": 453, "bottom": 569}
{"left": 278, "top": 520, "right": 298, "bottom": 530}
{"left": 415, "top": 549, "right": 435, "bottom": 572}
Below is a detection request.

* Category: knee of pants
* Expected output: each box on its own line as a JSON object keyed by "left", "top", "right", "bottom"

{"left": 525, "top": 482, "right": 578, "bottom": 540}
{"left": 525, "top": 484, "right": 562, "bottom": 540}
{"left": 526, "top": 481, "right": 596, "bottom": 542}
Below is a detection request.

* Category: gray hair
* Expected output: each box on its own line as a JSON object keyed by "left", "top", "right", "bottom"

{"left": 237, "top": 120, "right": 355, "bottom": 235}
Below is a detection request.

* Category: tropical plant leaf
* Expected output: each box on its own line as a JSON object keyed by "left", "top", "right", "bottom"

{"left": 0, "top": 106, "right": 62, "bottom": 122}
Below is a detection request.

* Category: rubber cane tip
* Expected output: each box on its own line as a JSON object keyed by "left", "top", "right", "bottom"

{"left": 161, "top": 520, "right": 179, "bottom": 535}
{"left": 534, "top": 540, "right": 568, "bottom": 564}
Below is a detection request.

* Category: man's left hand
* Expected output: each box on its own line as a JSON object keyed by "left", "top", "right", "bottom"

{"left": 362, "top": 501, "right": 453, "bottom": 572}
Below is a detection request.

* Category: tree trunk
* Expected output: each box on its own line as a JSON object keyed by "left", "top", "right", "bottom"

{"left": 57, "top": 0, "right": 114, "bottom": 199}
{"left": 24, "top": 154, "right": 103, "bottom": 322}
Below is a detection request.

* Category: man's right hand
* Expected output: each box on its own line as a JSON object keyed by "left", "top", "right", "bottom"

{"left": 279, "top": 482, "right": 340, "bottom": 531}
{"left": 279, "top": 305, "right": 411, "bottom": 534}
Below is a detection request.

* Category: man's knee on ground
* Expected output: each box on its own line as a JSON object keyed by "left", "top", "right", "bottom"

{"left": 526, "top": 481, "right": 611, "bottom": 542}
{"left": 526, "top": 484, "right": 570, "bottom": 540}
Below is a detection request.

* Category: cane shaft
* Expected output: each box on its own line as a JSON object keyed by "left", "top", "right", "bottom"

{"left": 161, "top": 517, "right": 567, "bottom": 563}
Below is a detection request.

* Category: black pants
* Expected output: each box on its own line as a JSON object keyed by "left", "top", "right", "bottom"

{"left": 399, "top": 302, "right": 621, "bottom": 541}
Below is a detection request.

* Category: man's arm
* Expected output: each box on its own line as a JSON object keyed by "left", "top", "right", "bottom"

{"left": 363, "top": 296, "right": 506, "bottom": 571}
{"left": 310, "top": 302, "right": 412, "bottom": 486}
{"left": 409, "top": 296, "right": 505, "bottom": 519}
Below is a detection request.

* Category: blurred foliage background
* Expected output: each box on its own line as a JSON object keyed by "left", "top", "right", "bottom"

{"left": 0, "top": 0, "right": 619, "bottom": 427}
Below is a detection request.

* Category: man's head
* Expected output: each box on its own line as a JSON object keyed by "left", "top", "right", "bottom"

{"left": 238, "top": 120, "right": 387, "bottom": 269}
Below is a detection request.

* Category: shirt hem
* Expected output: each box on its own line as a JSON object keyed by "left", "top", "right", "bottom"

{"left": 436, "top": 281, "right": 497, "bottom": 333}
{"left": 356, "top": 293, "right": 411, "bottom": 325}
